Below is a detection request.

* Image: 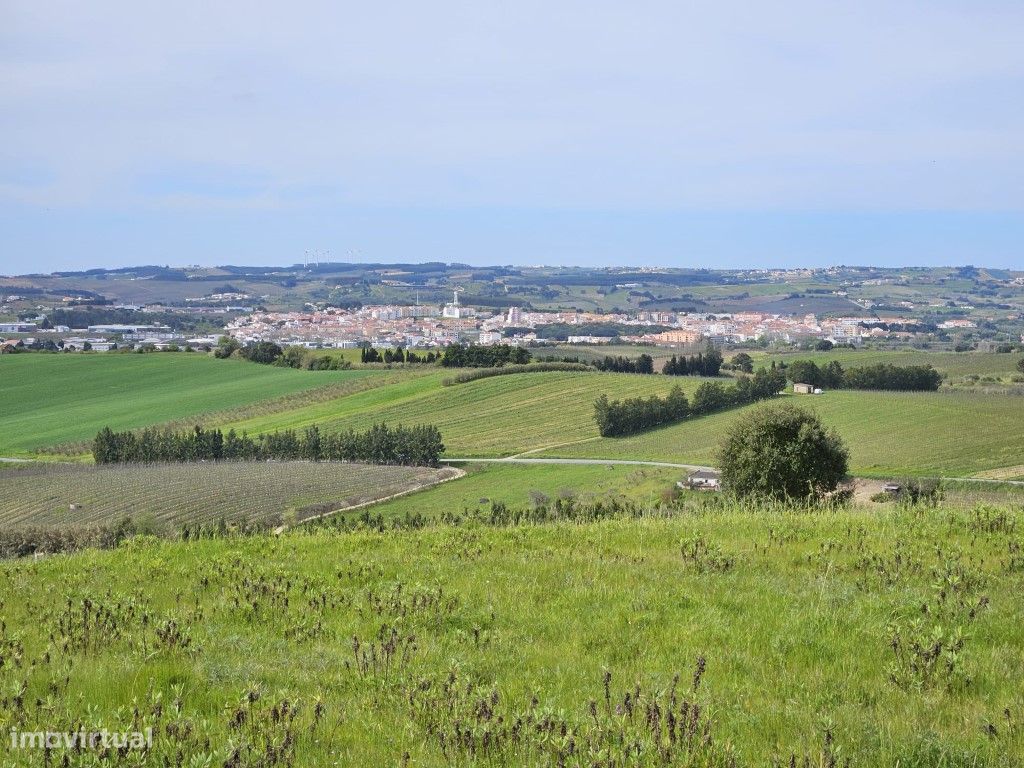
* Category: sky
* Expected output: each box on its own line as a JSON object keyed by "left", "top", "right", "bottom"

{"left": 2, "top": 1, "right": 1023, "bottom": 274}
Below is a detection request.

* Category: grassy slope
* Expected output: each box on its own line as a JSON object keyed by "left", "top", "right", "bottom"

{"left": 760, "top": 349, "right": 1021, "bottom": 378}
{"left": 363, "top": 462, "right": 682, "bottom": 519}
{"left": 542, "top": 390, "right": 1024, "bottom": 477}
{"left": 0, "top": 354, "right": 371, "bottom": 455}
{"left": 5, "top": 355, "right": 1021, "bottom": 476}
{"left": 0, "top": 462, "right": 449, "bottom": 527}
{"left": 3, "top": 506, "right": 1021, "bottom": 765}
{"left": 222, "top": 370, "right": 716, "bottom": 457}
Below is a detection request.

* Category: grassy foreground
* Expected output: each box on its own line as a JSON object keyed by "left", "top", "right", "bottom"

{"left": 1, "top": 502, "right": 1021, "bottom": 766}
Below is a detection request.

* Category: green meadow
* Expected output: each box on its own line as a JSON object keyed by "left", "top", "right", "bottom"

{"left": 3, "top": 354, "right": 1022, "bottom": 479}
{"left": 2, "top": 502, "right": 1021, "bottom": 765}
{"left": 543, "top": 390, "right": 1024, "bottom": 477}
{"left": 364, "top": 462, "right": 683, "bottom": 519}
{"left": 220, "top": 370, "right": 713, "bottom": 458}
{"left": 0, "top": 354, "right": 373, "bottom": 455}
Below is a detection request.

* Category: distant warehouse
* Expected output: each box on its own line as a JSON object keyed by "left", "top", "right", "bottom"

{"left": 87, "top": 324, "right": 172, "bottom": 335}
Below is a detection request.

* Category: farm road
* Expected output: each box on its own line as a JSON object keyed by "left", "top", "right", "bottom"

{"left": 440, "top": 457, "right": 1024, "bottom": 488}
{"left": 441, "top": 457, "right": 716, "bottom": 472}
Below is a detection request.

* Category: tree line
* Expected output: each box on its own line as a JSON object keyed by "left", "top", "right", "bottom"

{"left": 361, "top": 347, "right": 438, "bottom": 364}
{"left": 440, "top": 343, "right": 531, "bottom": 367}
{"left": 590, "top": 354, "right": 655, "bottom": 374}
{"left": 93, "top": 423, "right": 444, "bottom": 466}
{"left": 594, "top": 367, "right": 787, "bottom": 437}
{"left": 661, "top": 344, "right": 724, "bottom": 377}
{"left": 781, "top": 360, "right": 942, "bottom": 391}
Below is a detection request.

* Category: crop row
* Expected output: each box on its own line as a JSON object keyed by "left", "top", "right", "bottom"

{"left": 0, "top": 462, "right": 445, "bottom": 528}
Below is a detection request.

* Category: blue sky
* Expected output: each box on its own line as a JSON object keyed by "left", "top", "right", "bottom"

{"left": 2, "top": 1, "right": 1023, "bottom": 273}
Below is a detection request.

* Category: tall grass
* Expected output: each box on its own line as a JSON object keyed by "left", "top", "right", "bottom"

{"left": 1, "top": 499, "right": 1021, "bottom": 765}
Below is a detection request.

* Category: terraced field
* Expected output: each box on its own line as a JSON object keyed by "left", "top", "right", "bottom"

{"left": 0, "top": 354, "right": 375, "bottom": 456}
{"left": 542, "top": 389, "right": 1024, "bottom": 477}
{"left": 0, "top": 461, "right": 453, "bottom": 527}
{"left": 221, "top": 370, "right": 717, "bottom": 457}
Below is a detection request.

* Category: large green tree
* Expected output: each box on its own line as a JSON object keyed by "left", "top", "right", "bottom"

{"left": 717, "top": 403, "right": 848, "bottom": 501}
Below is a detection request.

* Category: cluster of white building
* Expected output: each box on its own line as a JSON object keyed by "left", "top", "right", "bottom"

{"left": 223, "top": 292, "right": 897, "bottom": 349}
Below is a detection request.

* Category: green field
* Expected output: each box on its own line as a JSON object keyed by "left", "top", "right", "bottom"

{"left": 542, "top": 390, "right": 1024, "bottom": 477}
{"left": 214, "top": 366, "right": 1023, "bottom": 477}
{"left": 5, "top": 355, "right": 1023, "bottom": 479}
{"left": 760, "top": 348, "right": 1022, "bottom": 379}
{"left": 364, "top": 462, "right": 682, "bottom": 519}
{"left": 0, "top": 354, "right": 374, "bottom": 456}
{"left": 2, "top": 502, "right": 1021, "bottom": 765}
{"left": 0, "top": 461, "right": 452, "bottom": 528}
{"left": 221, "top": 370, "right": 715, "bottom": 457}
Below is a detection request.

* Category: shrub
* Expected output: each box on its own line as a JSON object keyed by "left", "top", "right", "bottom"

{"left": 717, "top": 403, "right": 849, "bottom": 501}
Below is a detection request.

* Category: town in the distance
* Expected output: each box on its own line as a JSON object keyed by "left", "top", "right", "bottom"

{"left": 2, "top": 262, "right": 1021, "bottom": 353}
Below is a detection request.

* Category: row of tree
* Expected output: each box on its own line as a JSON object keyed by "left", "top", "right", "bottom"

{"left": 439, "top": 343, "right": 531, "bottom": 367}
{"left": 594, "top": 386, "right": 690, "bottom": 437}
{"left": 782, "top": 360, "right": 942, "bottom": 391}
{"left": 594, "top": 367, "right": 787, "bottom": 437}
{"left": 590, "top": 354, "right": 655, "bottom": 374}
{"left": 92, "top": 423, "right": 444, "bottom": 466}
{"left": 360, "top": 347, "right": 438, "bottom": 364}
{"left": 661, "top": 345, "right": 724, "bottom": 377}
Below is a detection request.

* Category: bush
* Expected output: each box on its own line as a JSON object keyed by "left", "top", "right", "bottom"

{"left": 239, "top": 341, "right": 284, "bottom": 365}
{"left": 717, "top": 403, "right": 849, "bottom": 501}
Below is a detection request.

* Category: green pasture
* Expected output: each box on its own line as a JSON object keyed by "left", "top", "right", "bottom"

{"left": 222, "top": 370, "right": 716, "bottom": 458}
{"left": 543, "top": 390, "right": 1024, "bottom": 478}
{"left": 0, "top": 354, "right": 373, "bottom": 455}
{"left": 364, "top": 462, "right": 682, "bottom": 520}
{"left": 1, "top": 503, "right": 1021, "bottom": 765}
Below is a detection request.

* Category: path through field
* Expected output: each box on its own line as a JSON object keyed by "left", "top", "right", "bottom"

{"left": 442, "top": 456, "right": 716, "bottom": 470}
{"left": 441, "top": 456, "right": 1024, "bottom": 488}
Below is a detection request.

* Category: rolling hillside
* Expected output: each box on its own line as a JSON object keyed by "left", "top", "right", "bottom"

{"left": 541, "top": 389, "right": 1024, "bottom": 477}
{"left": 0, "top": 461, "right": 452, "bottom": 528}
{"left": 220, "top": 370, "right": 716, "bottom": 457}
{"left": 5, "top": 355, "right": 1023, "bottom": 478}
{"left": 0, "top": 354, "right": 375, "bottom": 455}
